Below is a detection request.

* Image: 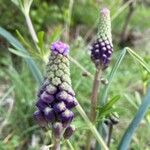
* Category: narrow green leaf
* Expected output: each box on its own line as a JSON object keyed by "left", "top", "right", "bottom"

{"left": 124, "top": 94, "right": 138, "bottom": 109}
{"left": 118, "top": 88, "right": 150, "bottom": 150}
{"left": 66, "top": 140, "right": 75, "bottom": 150}
{"left": 76, "top": 104, "right": 109, "bottom": 150}
{"left": 9, "top": 48, "right": 30, "bottom": 58}
{"left": 37, "top": 31, "right": 45, "bottom": 55}
{"left": 101, "top": 48, "right": 127, "bottom": 105}
{"left": 0, "top": 27, "right": 43, "bottom": 85}
{"left": 16, "top": 30, "right": 33, "bottom": 50}
{"left": 11, "top": 0, "right": 20, "bottom": 6}
{"left": 126, "top": 47, "right": 150, "bottom": 73}
{"left": 0, "top": 86, "right": 15, "bottom": 103}
{"left": 111, "top": 0, "right": 133, "bottom": 21}
{"left": 38, "top": 31, "right": 44, "bottom": 48}
{"left": 16, "top": 30, "right": 42, "bottom": 59}
{"left": 98, "top": 95, "right": 120, "bottom": 119}
{"left": 11, "top": 0, "right": 24, "bottom": 12}
{"left": 99, "top": 95, "right": 120, "bottom": 113}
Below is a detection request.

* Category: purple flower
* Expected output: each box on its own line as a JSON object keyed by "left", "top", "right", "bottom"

{"left": 90, "top": 8, "right": 113, "bottom": 69}
{"left": 46, "top": 84, "right": 57, "bottom": 95}
{"left": 44, "top": 107, "right": 55, "bottom": 122}
{"left": 91, "top": 38, "right": 113, "bottom": 69}
{"left": 51, "top": 41, "right": 69, "bottom": 56}
{"left": 64, "top": 95, "right": 78, "bottom": 109}
{"left": 36, "top": 100, "right": 48, "bottom": 111}
{"left": 56, "top": 91, "right": 68, "bottom": 101}
{"left": 59, "top": 109, "right": 74, "bottom": 123}
{"left": 53, "top": 122, "right": 63, "bottom": 139}
{"left": 33, "top": 110, "right": 47, "bottom": 127}
{"left": 34, "top": 41, "right": 77, "bottom": 139}
{"left": 53, "top": 101, "right": 66, "bottom": 113}
{"left": 56, "top": 91, "right": 77, "bottom": 109}
{"left": 40, "top": 91, "right": 54, "bottom": 104}
{"left": 63, "top": 125, "right": 75, "bottom": 139}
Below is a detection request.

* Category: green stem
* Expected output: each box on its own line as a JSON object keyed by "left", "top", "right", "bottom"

{"left": 76, "top": 104, "right": 109, "bottom": 150}
{"left": 69, "top": 56, "right": 93, "bottom": 78}
{"left": 111, "top": 0, "right": 134, "bottom": 21}
{"left": 65, "top": 0, "right": 74, "bottom": 42}
{"left": 66, "top": 140, "right": 75, "bottom": 150}
{"left": 24, "top": 13, "right": 38, "bottom": 44}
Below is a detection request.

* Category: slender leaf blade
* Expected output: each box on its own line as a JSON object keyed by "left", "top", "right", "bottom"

{"left": 96, "top": 49, "right": 127, "bottom": 150}
{"left": 0, "top": 27, "right": 43, "bottom": 85}
{"left": 9, "top": 48, "right": 30, "bottom": 58}
{"left": 118, "top": 88, "right": 150, "bottom": 150}
{"left": 127, "top": 47, "right": 150, "bottom": 73}
{"left": 0, "top": 86, "right": 15, "bottom": 103}
{"left": 37, "top": 31, "right": 46, "bottom": 55}
{"left": 101, "top": 48, "right": 127, "bottom": 105}
{"left": 98, "top": 95, "right": 120, "bottom": 119}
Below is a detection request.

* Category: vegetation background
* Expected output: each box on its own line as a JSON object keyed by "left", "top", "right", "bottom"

{"left": 0, "top": 0, "right": 150, "bottom": 150}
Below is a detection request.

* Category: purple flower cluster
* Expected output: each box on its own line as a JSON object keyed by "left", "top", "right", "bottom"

{"left": 90, "top": 8, "right": 113, "bottom": 69}
{"left": 34, "top": 41, "right": 77, "bottom": 139}
{"left": 51, "top": 41, "right": 69, "bottom": 56}
{"left": 91, "top": 37, "right": 113, "bottom": 69}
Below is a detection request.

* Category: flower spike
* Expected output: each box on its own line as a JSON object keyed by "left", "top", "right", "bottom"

{"left": 91, "top": 7, "right": 113, "bottom": 69}
{"left": 34, "top": 41, "right": 77, "bottom": 139}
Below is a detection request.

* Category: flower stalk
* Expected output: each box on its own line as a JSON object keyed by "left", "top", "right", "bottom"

{"left": 86, "top": 65, "right": 102, "bottom": 150}
{"left": 52, "top": 140, "right": 60, "bottom": 150}
{"left": 90, "top": 65, "right": 102, "bottom": 122}
{"left": 52, "top": 137, "right": 61, "bottom": 150}
{"left": 86, "top": 7, "right": 113, "bottom": 149}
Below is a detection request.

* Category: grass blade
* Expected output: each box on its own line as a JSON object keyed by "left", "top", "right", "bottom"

{"left": 8, "top": 48, "right": 31, "bottom": 58}
{"left": 98, "top": 95, "right": 120, "bottom": 120}
{"left": 76, "top": 104, "right": 109, "bottom": 150}
{"left": 69, "top": 56, "right": 93, "bottom": 78}
{"left": 126, "top": 47, "right": 150, "bottom": 73}
{"left": 96, "top": 48, "right": 127, "bottom": 150}
{"left": 0, "top": 86, "right": 15, "bottom": 103}
{"left": 0, "top": 27, "right": 43, "bottom": 85}
{"left": 66, "top": 140, "right": 75, "bottom": 150}
{"left": 101, "top": 48, "right": 127, "bottom": 105}
{"left": 124, "top": 94, "right": 138, "bottom": 109}
{"left": 118, "top": 88, "right": 150, "bottom": 150}
{"left": 111, "top": 0, "right": 134, "bottom": 21}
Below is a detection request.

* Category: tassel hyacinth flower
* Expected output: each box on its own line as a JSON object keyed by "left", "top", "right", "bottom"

{"left": 90, "top": 8, "right": 113, "bottom": 69}
{"left": 86, "top": 8, "right": 113, "bottom": 150}
{"left": 34, "top": 41, "right": 77, "bottom": 144}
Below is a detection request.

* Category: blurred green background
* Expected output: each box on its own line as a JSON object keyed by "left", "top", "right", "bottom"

{"left": 0, "top": 0, "right": 150, "bottom": 150}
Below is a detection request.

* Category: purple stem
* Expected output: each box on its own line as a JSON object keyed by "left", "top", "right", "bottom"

{"left": 86, "top": 65, "right": 102, "bottom": 150}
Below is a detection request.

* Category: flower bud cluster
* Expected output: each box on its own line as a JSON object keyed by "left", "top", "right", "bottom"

{"left": 34, "top": 41, "right": 77, "bottom": 139}
{"left": 90, "top": 8, "right": 113, "bottom": 69}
